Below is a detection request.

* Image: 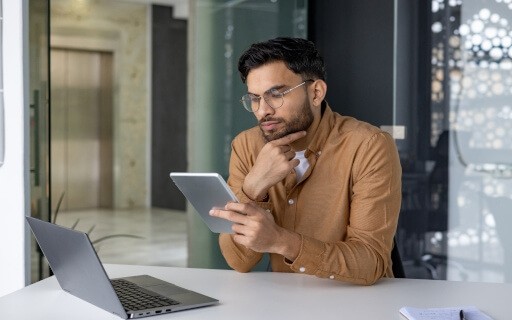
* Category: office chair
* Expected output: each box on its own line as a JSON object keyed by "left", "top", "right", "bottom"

{"left": 397, "top": 131, "right": 450, "bottom": 280}
{"left": 391, "top": 237, "right": 406, "bottom": 278}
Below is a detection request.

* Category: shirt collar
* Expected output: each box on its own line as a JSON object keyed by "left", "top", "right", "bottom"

{"left": 304, "top": 103, "right": 336, "bottom": 158}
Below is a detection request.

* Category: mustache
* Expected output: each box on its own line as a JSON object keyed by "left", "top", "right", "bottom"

{"left": 259, "top": 116, "right": 284, "bottom": 124}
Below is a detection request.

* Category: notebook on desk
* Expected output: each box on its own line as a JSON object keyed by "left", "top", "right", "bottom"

{"left": 399, "top": 306, "right": 493, "bottom": 320}
{"left": 26, "top": 217, "right": 218, "bottom": 319}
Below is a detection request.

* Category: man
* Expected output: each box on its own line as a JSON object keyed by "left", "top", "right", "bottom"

{"left": 209, "top": 37, "right": 402, "bottom": 285}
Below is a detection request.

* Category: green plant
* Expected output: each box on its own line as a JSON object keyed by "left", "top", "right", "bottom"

{"left": 52, "top": 191, "right": 144, "bottom": 249}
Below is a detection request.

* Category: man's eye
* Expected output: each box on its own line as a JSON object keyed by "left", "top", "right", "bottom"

{"left": 250, "top": 96, "right": 260, "bottom": 102}
{"left": 269, "top": 89, "right": 282, "bottom": 98}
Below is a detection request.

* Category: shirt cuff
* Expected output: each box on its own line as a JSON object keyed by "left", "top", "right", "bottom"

{"left": 239, "top": 188, "right": 273, "bottom": 211}
{"left": 284, "top": 235, "right": 325, "bottom": 275}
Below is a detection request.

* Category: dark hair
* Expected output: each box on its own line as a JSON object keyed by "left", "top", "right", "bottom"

{"left": 238, "top": 37, "right": 326, "bottom": 83}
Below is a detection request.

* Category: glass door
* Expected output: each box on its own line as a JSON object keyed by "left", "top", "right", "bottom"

{"left": 440, "top": 0, "right": 512, "bottom": 283}
{"left": 396, "top": 0, "right": 512, "bottom": 283}
{"left": 28, "top": 0, "right": 50, "bottom": 282}
{"left": 188, "top": 0, "right": 308, "bottom": 268}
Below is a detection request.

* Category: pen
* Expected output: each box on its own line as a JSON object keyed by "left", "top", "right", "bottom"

{"left": 459, "top": 309, "right": 466, "bottom": 320}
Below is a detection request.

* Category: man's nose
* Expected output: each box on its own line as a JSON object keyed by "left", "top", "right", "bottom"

{"left": 256, "top": 98, "right": 274, "bottom": 117}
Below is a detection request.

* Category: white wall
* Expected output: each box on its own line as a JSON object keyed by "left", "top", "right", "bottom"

{"left": 0, "top": 0, "right": 30, "bottom": 297}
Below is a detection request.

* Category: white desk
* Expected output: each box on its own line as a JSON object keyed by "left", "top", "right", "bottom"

{"left": 0, "top": 264, "right": 509, "bottom": 319}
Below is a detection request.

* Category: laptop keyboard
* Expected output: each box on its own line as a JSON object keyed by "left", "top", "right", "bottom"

{"left": 111, "top": 279, "right": 181, "bottom": 311}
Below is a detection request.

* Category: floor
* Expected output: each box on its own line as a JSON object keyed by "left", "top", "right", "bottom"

{"left": 54, "top": 207, "right": 188, "bottom": 267}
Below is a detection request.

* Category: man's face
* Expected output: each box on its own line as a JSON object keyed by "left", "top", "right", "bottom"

{"left": 245, "top": 61, "right": 314, "bottom": 142}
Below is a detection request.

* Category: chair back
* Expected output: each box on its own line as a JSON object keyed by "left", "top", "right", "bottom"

{"left": 391, "top": 237, "right": 406, "bottom": 278}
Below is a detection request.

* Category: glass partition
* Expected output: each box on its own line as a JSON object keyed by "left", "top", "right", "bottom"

{"left": 188, "top": 0, "right": 308, "bottom": 268}
{"left": 28, "top": 0, "right": 308, "bottom": 278}
{"left": 396, "top": 0, "right": 512, "bottom": 283}
{"left": 47, "top": 0, "right": 189, "bottom": 274}
{"left": 444, "top": 0, "right": 512, "bottom": 283}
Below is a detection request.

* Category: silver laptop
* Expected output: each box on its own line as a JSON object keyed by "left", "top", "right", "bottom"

{"left": 26, "top": 216, "right": 218, "bottom": 319}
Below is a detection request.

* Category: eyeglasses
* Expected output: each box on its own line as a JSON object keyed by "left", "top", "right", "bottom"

{"left": 240, "top": 80, "right": 313, "bottom": 112}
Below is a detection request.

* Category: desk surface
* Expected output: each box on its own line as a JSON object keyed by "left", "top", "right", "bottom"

{"left": 0, "top": 264, "right": 509, "bottom": 319}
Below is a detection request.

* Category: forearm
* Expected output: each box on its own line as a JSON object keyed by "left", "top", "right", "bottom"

{"left": 273, "top": 227, "right": 301, "bottom": 262}
{"left": 218, "top": 233, "right": 263, "bottom": 272}
{"left": 242, "top": 172, "right": 270, "bottom": 202}
{"left": 285, "top": 234, "right": 391, "bottom": 285}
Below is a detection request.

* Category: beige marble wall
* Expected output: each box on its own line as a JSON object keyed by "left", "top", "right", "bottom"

{"left": 51, "top": 0, "right": 149, "bottom": 208}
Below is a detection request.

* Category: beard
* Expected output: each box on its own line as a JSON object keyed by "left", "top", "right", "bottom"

{"left": 259, "top": 100, "right": 314, "bottom": 142}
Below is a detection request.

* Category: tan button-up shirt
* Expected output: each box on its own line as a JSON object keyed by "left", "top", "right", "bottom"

{"left": 219, "top": 106, "right": 402, "bottom": 285}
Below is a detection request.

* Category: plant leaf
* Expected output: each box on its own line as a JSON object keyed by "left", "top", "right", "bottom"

{"left": 91, "top": 234, "right": 144, "bottom": 245}
{"left": 71, "top": 219, "right": 80, "bottom": 230}
{"left": 87, "top": 224, "right": 96, "bottom": 234}
{"left": 51, "top": 191, "right": 66, "bottom": 224}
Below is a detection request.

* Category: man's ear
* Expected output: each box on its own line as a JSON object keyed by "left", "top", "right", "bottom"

{"left": 310, "top": 80, "right": 327, "bottom": 107}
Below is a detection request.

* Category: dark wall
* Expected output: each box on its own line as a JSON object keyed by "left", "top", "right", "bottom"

{"left": 309, "top": 0, "right": 431, "bottom": 164}
{"left": 151, "top": 5, "right": 187, "bottom": 210}
{"left": 309, "top": 1, "right": 442, "bottom": 279}
{"left": 395, "top": 0, "right": 431, "bottom": 165}
{"left": 308, "top": 0, "right": 395, "bottom": 127}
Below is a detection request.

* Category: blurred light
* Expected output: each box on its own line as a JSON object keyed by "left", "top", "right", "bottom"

{"left": 489, "top": 47, "right": 503, "bottom": 60}
{"left": 432, "top": 22, "right": 443, "bottom": 33}
{"left": 485, "top": 214, "right": 496, "bottom": 227}
{"left": 459, "top": 24, "right": 470, "bottom": 36}
{"left": 471, "top": 19, "right": 485, "bottom": 33}
{"left": 479, "top": 8, "right": 491, "bottom": 20}
{"left": 502, "top": 36, "right": 511, "bottom": 47}
{"left": 471, "top": 34, "right": 483, "bottom": 45}
{"left": 484, "top": 26, "right": 498, "bottom": 38}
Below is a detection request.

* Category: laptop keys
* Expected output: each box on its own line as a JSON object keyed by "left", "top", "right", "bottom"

{"left": 111, "top": 279, "right": 180, "bottom": 311}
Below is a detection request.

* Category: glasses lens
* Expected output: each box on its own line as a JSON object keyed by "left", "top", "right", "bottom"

{"left": 263, "top": 90, "right": 284, "bottom": 110}
{"left": 241, "top": 95, "right": 255, "bottom": 112}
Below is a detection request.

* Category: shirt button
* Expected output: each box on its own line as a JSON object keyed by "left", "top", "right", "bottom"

{"left": 329, "top": 275, "right": 335, "bottom": 279}
{"left": 299, "top": 267, "right": 306, "bottom": 273}
{"left": 288, "top": 199, "right": 294, "bottom": 205}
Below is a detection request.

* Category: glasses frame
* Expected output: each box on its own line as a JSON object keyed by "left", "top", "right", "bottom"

{"left": 240, "top": 79, "right": 313, "bottom": 112}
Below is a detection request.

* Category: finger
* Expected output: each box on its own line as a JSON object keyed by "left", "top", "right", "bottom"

{"left": 209, "top": 209, "right": 247, "bottom": 223}
{"left": 280, "top": 145, "right": 292, "bottom": 153}
{"left": 225, "top": 201, "right": 249, "bottom": 213}
{"left": 225, "top": 202, "right": 260, "bottom": 216}
{"left": 232, "top": 234, "right": 249, "bottom": 246}
{"left": 231, "top": 223, "right": 250, "bottom": 235}
{"left": 284, "top": 150, "right": 296, "bottom": 160}
{"left": 272, "top": 130, "right": 306, "bottom": 146}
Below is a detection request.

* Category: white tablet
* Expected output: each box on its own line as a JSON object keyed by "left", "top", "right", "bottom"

{"left": 170, "top": 172, "right": 239, "bottom": 233}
